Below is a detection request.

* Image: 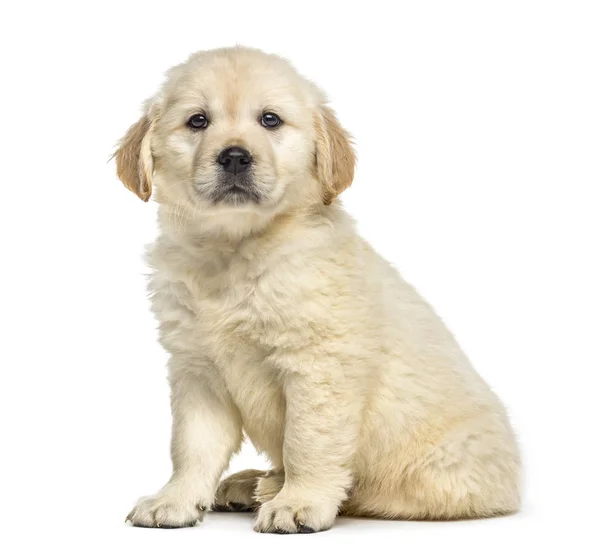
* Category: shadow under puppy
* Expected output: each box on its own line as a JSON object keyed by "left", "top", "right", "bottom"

{"left": 115, "top": 46, "right": 521, "bottom": 534}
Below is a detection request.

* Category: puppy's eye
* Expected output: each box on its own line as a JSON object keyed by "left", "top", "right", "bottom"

{"left": 261, "top": 112, "right": 282, "bottom": 129}
{"left": 187, "top": 113, "right": 209, "bottom": 130}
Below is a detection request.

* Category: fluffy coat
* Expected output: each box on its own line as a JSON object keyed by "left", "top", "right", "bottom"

{"left": 116, "top": 47, "right": 520, "bottom": 533}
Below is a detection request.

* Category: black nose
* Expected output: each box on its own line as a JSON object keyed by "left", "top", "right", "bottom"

{"left": 217, "top": 146, "right": 252, "bottom": 174}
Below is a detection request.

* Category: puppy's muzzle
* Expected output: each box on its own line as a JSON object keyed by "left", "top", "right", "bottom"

{"left": 218, "top": 146, "right": 253, "bottom": 175}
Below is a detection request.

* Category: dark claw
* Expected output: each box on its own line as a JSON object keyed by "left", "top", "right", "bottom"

{"left": 212, "top": 504, "right": 231, "bottom": 512}
{"left": 212, "top": 502, "right": 254, "bottom": 512}
{"left": 297, "top": 524, "right": 316, "bottom": 534}
{"left": 230, "top": 502, "right": 256, "bottom": 512}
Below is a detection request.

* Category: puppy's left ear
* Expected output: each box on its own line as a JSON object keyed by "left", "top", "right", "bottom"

{"left": 114, "top": 114, "right": 154, "bottom": 202}
{"left": 314, "top": 106, "right": 356, "bottom": 205}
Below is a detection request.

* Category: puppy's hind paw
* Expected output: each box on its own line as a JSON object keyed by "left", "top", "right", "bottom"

{"left": 213, "top": 469, "right": 265, "bottom": 512}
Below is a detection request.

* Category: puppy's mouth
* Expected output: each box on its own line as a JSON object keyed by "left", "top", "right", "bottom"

{"left": 210, "top": 173, "right": 262, "bottom": 205}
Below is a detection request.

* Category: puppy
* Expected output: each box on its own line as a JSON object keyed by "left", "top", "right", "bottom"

{"left": 116, "top": 47, "right": 520, "bottom": 533}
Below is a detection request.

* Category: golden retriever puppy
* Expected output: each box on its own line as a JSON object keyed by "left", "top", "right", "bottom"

{"left": 116, "top": 46, "right": 520, "bottom": 533}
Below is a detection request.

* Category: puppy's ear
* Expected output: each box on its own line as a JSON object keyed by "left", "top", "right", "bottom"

{"left": 114, "top": 115, "right": 153, "bottom": 202}
{"left": 314, "top": 106, "right": 356, "bottom": 205}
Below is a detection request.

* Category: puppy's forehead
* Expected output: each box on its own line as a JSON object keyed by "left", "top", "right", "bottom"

{"left": 162, "top": 48, "right": 316, "bottom": 116}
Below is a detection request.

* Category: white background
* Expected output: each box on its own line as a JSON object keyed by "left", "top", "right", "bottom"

{"left": 1, "top": 1, "right": 598, "bottom": 551}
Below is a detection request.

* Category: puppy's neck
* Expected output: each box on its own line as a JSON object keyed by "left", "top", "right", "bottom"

{"left": 156, "top": 202, "right": 341, "bottom": 262}
{"left": 158, "top": 204, "right": 268, "bottom": 246}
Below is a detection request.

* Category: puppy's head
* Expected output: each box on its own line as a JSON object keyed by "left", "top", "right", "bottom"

{"left": 115, "top": 47, "right": 355, "bottom": 232}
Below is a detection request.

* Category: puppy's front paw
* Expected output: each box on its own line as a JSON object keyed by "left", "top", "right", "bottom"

{"left": 126, "top": 490, "right": 206, "bottom": 529}
{"left": 254, "top": 493, "right": 338, "bottom": 534}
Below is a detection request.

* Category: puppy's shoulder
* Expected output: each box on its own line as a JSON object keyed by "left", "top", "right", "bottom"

{"left": 262, "top": 205, "right": 359, "bottom": 263}
{"left": 251, "top": 206, "right": 366, "bottom": 302}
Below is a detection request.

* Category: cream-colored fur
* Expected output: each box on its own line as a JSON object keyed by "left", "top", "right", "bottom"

{"left": 117, "top": 47, "right": 520, "bottom": 534}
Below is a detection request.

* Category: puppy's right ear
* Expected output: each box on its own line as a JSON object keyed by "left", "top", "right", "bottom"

{"left": 114, "top": 115, "right": 153, "bottom": 202}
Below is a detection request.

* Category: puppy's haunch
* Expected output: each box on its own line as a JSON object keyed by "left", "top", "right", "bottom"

{"left": 116, "top": 46, "right": 521, "bottom": 534}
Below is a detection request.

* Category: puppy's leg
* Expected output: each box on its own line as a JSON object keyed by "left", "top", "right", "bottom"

{"left": 344, "top": 414, "right": 521, "bottom": 520}
{"left": 254, "top": 365, "right": 360, "bottom": 534}
{"left": 127, "top": 363, "right": 242, "bottom": 528}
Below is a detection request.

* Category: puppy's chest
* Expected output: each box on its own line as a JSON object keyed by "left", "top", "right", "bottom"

{"left": 160, "top": 250, "right": 294, "bottom": 360}
{"left": 152, "top": 239, "right": 320, "bottom": 385}
{"left": 195, "top": 260, "right": 276, "bottom": 347}
{"left": 166, "top": 256, "right": 287, "bottom": 437}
